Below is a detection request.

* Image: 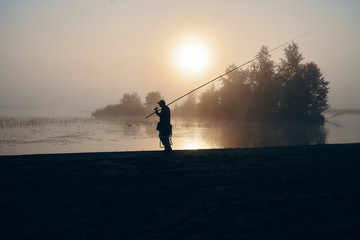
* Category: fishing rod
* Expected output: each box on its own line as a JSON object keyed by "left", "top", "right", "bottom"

{"left": 145, "top": 32, "right": 309, "bottom": 119}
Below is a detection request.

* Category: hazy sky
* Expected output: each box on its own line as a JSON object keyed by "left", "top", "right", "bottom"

{"left": 1, "top": 0, "right": 359, "bottom": 114}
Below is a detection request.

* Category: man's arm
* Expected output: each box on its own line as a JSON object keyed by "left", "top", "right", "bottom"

{"left": 155, "top": 107, "right": 160, "bottom": 117}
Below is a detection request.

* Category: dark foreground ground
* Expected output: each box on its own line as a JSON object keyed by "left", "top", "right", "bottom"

{"left": 1, "top": 144, "right": 360, "bottom": 240}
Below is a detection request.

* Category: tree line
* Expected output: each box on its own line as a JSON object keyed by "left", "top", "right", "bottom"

{"left": 93, "top": 43, "right": 329, "bottom": 122}
{"left": 92, "top": 91, "right": 163, "bottom": 117}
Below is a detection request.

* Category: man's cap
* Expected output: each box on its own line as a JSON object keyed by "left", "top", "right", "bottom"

{"left": 158, "top": 100, "right": 166, "bottom": 105}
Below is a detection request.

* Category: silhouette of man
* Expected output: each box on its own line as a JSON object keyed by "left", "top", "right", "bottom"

{"left": 155, "top": 100, "right": 172, "bottom": 153}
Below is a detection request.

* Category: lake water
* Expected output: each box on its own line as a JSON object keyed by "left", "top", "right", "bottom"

{"left": 1, "top": 110, "right": 359, "bottom": 155}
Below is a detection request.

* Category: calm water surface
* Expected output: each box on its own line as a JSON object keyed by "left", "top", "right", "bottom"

{"left": 0, "top": 110, "right": 359, "bottom": 155}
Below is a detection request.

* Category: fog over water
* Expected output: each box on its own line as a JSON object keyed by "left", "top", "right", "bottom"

{"left": 1, "top": 0, "right": 360, "bottom": 114}
{"left": 1, "top": 111, "right": 360, "bottom": 155}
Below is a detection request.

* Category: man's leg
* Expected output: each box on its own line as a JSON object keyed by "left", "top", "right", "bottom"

{"left": 160, "top": 132, "right": 172, "bottom": 152}
{"left": 163, "top": 136, "right": 172, "bottom": 152}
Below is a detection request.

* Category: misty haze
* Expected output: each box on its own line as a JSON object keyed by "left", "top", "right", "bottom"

{"left": 1, "top": 0, "right": 360, "bottom": 154}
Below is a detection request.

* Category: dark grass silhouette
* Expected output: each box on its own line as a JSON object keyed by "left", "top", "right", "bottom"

{"left": 1, "top": 144, "right": 359, "bottom": 239}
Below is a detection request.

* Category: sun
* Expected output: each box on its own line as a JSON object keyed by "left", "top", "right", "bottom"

{"left": 174, "top": 37, "right": 211, "bottom": 75}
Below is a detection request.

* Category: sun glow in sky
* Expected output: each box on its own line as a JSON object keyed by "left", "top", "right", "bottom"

{"left": 174, "top": 37, "right": 212, "bottom": 75}
{"left": 1, "top": 0, "right": 360, "bottom": 113}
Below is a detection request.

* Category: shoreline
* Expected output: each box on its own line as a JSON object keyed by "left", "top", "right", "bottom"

{"left": 1, "top": 142, "right": 359, "bottom": 158}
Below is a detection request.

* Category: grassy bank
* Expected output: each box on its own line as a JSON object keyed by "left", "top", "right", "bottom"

{"left": 1, "top": 144, "right": 360, "bottom": 240}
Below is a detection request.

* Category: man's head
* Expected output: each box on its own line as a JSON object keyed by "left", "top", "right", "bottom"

{"left": 158, "top": 100, "right": 166, "bottom": 107}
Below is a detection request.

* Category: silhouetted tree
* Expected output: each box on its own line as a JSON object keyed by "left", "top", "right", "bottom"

{"left": 92, "top": 91, "right": 145, "bottom": 116}
{"left": 218, "top": 65, "right": 252, "bottom": 119}
{"left": 277, "top": 43, "right": 329, "bottom": 120}
{"left": 119, "top": 92, "right": 145, "bottom": 115}
{"left": 173, "top": 94, "right": 197, "bottom": 116}
{"left": 248, "top": 46, "right": 279, "bottom": 119}
{"left": 198, "top": 84, "right": 220, "bottom": 118}
{"left": 144, "top": 91, "right": 163, "bottom": 111}
{"left": 301, "top": 62, "right": 329, "bottom": 117}
{"left": 277, "top": 43, "right": 305, "bottom": 118}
